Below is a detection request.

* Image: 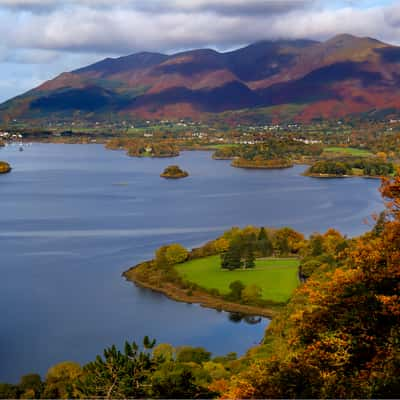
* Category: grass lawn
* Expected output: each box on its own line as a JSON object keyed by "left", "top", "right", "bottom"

{"left": 206, "top": 144, "right": 239, "bottom": 149}
{"left": 175, "top": 255, "right": 300, "bottom": 303}
{"left": 323, "top": 147, "right": 373, "bottom": 157}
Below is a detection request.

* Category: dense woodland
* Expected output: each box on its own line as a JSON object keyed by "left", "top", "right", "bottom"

{"left": 307, "top": 157, "right": 395, "bottom": 177}
{"left": 213, "top": 140, "right": 323, "bottom": 168}
{"left": 106, "top": 138, "right": 179, "bottom": 158}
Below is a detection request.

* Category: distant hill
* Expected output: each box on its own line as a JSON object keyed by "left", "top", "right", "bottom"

{"left": 2, "top": 34, "right": 400, "bottom": 122}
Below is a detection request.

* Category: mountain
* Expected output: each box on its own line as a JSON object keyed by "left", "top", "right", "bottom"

{"left": 2, "top": 34, "right": 400, "bottom": 123}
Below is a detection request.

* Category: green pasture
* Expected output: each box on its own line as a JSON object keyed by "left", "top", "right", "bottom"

{"left": 175, "top": 255, "right": 299, "bottom": 303}
{"left": 323, "top": 147, "right": 373, "bottom": 157}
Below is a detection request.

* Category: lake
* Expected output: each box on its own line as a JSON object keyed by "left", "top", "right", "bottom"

{"left": 0, "top": 144, "right": 383, "bottom": 382}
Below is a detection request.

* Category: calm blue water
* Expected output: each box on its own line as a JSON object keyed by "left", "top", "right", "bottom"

{"left": 0, "top": 144, "right": 383, "bottom": 382}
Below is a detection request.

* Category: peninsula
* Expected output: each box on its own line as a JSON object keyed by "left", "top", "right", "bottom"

{"left": 123, "top": 226, "right": 307, "bottom": 318}
{"left": 304, "top": 158, "right": 394, "bottom": 178}
{"left": 106, "top": 138, "right": 179, "bottom": 158}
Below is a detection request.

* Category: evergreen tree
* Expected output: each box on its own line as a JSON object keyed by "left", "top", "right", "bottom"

{"left": 245, "top": 245, "right": 255, "bottom": 269}
{"left": 221, "top": 242, "right": 242, "bottom": 270}
{"left": 76, "top": 338, "right": 157, "bottom": 399}
{"left": 310, "top": 234, "right": 324, "bottom": 257}
{"left": 258, "top": 227, "right": 267, "bottom": 241}
{"left": 257, "top": 228, "right": 273, "bottom": 257}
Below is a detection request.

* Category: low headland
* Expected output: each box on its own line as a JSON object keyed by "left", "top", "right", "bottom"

{"left": 304, "top": 158, "right": 395, "bottom": 179}
{"left": 160, "top": 165, "right": 189, "bottom": 179}
{"left": 123, "top": 226, "right": 316, "bottom": 318}
{"left": 0, "top": 161, "right": 11, "bottom": 174}
{"left": 231, "top": 158, "right": 293, "bottom": 169}
{"left": 106, "top": 138, "right": 179, "bottom": 158}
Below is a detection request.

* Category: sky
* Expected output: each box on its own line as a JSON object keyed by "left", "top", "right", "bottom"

{"left": 0, "top": 0, "right": 399, "bottom": 102}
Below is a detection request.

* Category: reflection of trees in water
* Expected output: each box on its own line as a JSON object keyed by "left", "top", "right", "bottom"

{"left": 228, "top": 313, "right": 262, "bottom": 325}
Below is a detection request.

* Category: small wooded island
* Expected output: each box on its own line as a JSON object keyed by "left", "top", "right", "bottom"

{"left": 0, "top": 161, "right": 11, "bottom": 174}
{"left": 160, "top": 165, "right": 189, "bottom": 179}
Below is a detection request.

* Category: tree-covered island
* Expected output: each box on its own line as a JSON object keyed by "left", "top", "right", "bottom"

{"left": 160, "top": 165, "right": 189, "bottom": 179}
{"left": 0, "top": 161, "right": 11, "bottom": 174}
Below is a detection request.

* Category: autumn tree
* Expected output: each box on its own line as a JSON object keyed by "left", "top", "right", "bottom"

{"left": 165, "top": 244, "right": 188, "bottom": 265}
{"left": 42, "top": 362, "right": 82, "bottom": 399}
{"left": 18, "top": 374, "right": 43, "bottom": 399}
{"left": 176, "top": 346, "right": 211, "bottom": 364}
{"left": 150, "top": 363, "right": 214, "bottom": 399}
{"left": 213, "top": 237, "right": 229, "bottom": 253}
{"left": 241, "top": 284, "right": 262, "bottom": 304}
{"left": 152, "top": 343, "right": 175, "bottom": 362}
{"left": 155, "top": 244, "right": 188, "bottom": 267}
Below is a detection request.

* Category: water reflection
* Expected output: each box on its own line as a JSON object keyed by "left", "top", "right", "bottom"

{"left": 228, "top": 313, "right": 263, "bottom": 325}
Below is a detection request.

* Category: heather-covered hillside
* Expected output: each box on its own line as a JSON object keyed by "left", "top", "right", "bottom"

{"left": 2, "top": 34, "right": 400, "bottom": 122}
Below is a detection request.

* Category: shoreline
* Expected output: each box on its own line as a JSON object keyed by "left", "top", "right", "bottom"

{"left": 304, "top": 172, "right": 383, "bottom": 179}
{"left": 231, "top": 162, "right": 293, "bottom": 170}
{"left": 123, "top": 265, "right": 281, "bottom": 319}
{"left": 6, "top": 142, "right": 391, "bottom": 179}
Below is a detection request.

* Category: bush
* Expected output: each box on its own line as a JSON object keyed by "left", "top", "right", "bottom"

{"left": 241, "top": 284, "right": 262, "bottom": 304}
{"left": 176, "top": 347, "right": 211, "bottom": 364}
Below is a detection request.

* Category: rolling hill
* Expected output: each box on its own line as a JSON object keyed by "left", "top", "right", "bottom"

{"left": 2, "top": 34, "right": 400, "bottom": 122}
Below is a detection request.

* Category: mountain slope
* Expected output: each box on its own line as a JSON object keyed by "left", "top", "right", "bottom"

{"left": 2, "top": 34, "right": 400, "bottom": 122}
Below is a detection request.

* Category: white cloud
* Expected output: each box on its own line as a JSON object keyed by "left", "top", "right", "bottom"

{"left": 0, "top": 0, "right": 399, "bottom": 101}
{"left": 0, "top": 1, "right": 398, "bottom": 55}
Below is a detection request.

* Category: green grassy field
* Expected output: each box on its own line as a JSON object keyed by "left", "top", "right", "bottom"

{"left": 206, "top": 144, "right": 239, "bottom": 149}
{"left": 175, "top": 255, "right": 299, "bottom": 302}
{"left": 323, "top": 147, "right": 373, "bottom": 157}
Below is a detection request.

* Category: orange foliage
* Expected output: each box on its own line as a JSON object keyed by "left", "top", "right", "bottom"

{"left": 221, "top": 174, "right": 400, "bottom": 398}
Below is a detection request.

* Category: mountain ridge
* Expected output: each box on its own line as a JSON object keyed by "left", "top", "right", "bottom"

{"left": 2, "top": 34, "right": 400, "bottom": 122}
